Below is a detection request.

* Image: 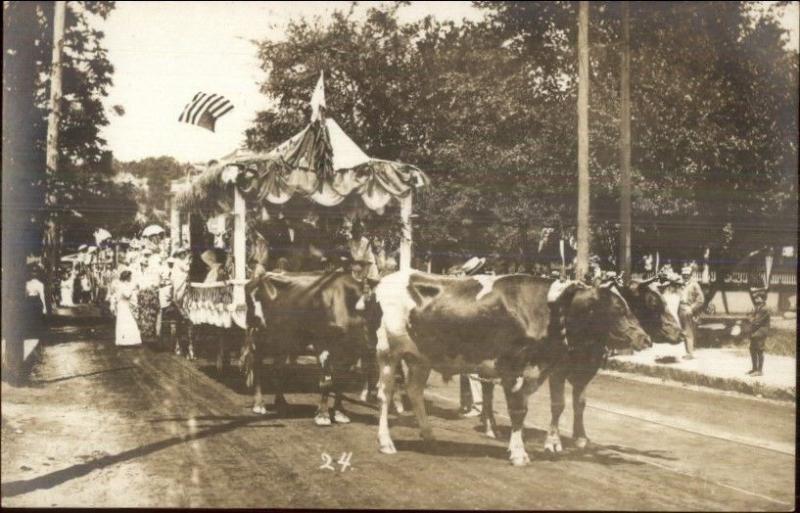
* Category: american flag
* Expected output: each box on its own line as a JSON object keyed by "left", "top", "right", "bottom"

{"left": 178, "top": 92, "right": 234, "bottom": 132}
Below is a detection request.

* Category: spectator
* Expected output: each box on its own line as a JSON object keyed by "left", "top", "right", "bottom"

{"left": 78, "top": 269, "right": 93, "bottom": 304}
{"left": 679, "top": 264, "right": 704, "bottom": 360}
{"left": 746, "top": 287, "right": 770, "bottom": 377}
{"left": 25, "top": 265, "right": 47, "bottom": 342}
{"left": 60, "top": 268, "right": 76, "bottom": 307}
{"left": 115, "top": 270, "right": 142, "bottom": 347}
{"left": 456, "top": 256, "right": 485, "bottom": 418}
{"left": 347, "top": 220, "right": 380, "bottom": 282}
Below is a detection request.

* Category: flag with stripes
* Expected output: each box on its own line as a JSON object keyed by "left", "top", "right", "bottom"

{"left": 178, "top": 92, "right": 234, "bottom": 132}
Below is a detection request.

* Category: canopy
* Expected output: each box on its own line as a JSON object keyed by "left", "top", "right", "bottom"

{"left": 175, "top": 74, "right": 428, "bottom": 215}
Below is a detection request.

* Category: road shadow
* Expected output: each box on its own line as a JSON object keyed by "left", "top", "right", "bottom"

{"left": 594, "top": 443, "right": 678, "bottom": 462}
{"left": 43, "top": 323, "right": 112, "bottom": 347}
{"left": 29, "top": 366, "right": 135, "bottom": 385}
{"left": 0, "top": 414, "right": 284, "bottom": 499}
{"left": 394, "top": 438, "right": 509, "bottom": 460}
{"left": 486, "top": 425, "right": 660, "bottom": 466}
{"left": 147, "top": 414, "right": 287, "bottom": 429}
{"left": 392, "top": 430, "right": 647, "bottom": 467}
{"left": 196, "top": 362, "right": 365, "bottom": 396}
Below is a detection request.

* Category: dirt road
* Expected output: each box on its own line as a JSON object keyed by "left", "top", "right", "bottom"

{"left": 1, "top": 325, "right": 795, "bottom": 509}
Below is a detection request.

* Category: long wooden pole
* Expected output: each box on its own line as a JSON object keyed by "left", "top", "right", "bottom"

{"left": 399, "top": 194, "right": 413, "bottom": 271}
{"left": 43, "top": 1, "right": 67, "bottom": 310}
{"left": 3, "top": 2, "right": 42, "bottom": 385}
{"left": 619, "top": 0, "right": 632, "bottom": 283}
{"left": 576, "top": 1, "right": 591, "bottom": 280}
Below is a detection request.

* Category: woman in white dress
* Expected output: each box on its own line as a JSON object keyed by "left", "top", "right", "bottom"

{"left": 60, "top": 269, "right": 76, "bottom": 307}
{"left": 115, "top": 270, "right": 142, "bottom": 346}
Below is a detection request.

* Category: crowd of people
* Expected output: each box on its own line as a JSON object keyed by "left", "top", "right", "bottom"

{"left": 26, "top": 215, "right": 770, "bottom": 406}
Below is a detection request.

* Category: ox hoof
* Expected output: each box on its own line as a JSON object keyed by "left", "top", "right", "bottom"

{"left": 379, "top": 442, "right": 397, "bottom": 455}
{"left": 252, "top": 405, "right": 268, "bottom": 415}
{"left": 509, "top": 452, "right": 530, "bottom": 466}
{"left": 332, "top": 410, "right": 351, "bottom": 424}
{"left": 420, "top": 428, "right": 436, "bottom": 443}
{"left": 484, "top": 428, "right": 497, "bottom": 439}
{"left": 574, "top": 437, "right": 589, "bottom": 450}
{"left": 314, "top": 413, "right": 333, "bottom": 427}
{"left": 543, "top": 436, "right": 563, "bottom": 454}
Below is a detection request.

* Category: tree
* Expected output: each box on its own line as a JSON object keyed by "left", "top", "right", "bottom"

{"left": 113, "top": 156, "right": 189, "bottom": 230}
{"left": 246, "top": 1, "right": 797, "bottom": 271}
{"left": 478, "top": 2, "right": 797, "bottom": 266}
{"left": 4, "top": 1, "right": 129, "bottom": 306}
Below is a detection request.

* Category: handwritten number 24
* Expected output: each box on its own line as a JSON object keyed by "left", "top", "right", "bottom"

{"left": 320, "top": 452, "right": 352, "bottom": 472}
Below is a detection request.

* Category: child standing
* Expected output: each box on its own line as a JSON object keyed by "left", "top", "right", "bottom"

{"left": 747, "top": 287, "right": 770, "bottom": 377}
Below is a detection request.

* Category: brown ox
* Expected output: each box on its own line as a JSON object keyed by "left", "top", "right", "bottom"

{"left": 246, "top": 271, "right": 373, "bottom": 426}
{"left": 371, "top": 271, "right": 651, "bottom": 465}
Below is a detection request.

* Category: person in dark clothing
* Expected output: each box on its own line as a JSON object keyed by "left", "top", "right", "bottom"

{"left": 747, "top": 288, "right": 770, "bottom": 377}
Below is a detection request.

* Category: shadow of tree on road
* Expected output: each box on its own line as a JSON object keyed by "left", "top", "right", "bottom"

{"left": 394, "top": 439, "right": 510, "bottom": 460}
{"left": 0, "top": 415, "right": 284, "bottom": 499}
{"left": 29, "top": 366, "right": 135, "bottom": 385}
{"left": 196, "top": 363, "right": 365, "bottom": 396}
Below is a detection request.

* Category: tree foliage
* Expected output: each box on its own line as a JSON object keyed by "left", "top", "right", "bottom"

{"left": 3, "top": 1, "right": 136, "bottom": 254}
{"left": 245, "top": 1, "right": 796, "bottom": 269}
{"left": 113, "top": 156, "right": 189, "bottom": 228}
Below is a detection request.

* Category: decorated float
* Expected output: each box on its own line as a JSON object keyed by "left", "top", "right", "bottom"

{"left": 169, "top": 73, "right": 429, "bottom": 332}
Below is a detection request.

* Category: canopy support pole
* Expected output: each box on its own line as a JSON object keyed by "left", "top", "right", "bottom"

{"left": 400, "top": 194, "right": 413, "bottom": 271}
{"left": 170, "top": 197, "right": 180, "bottom": 254}
{"left": 231, "top": 186, "right": 247, "bottom": 329}
{"left": 233, "top": 186, "right": 247, "bottom": 324}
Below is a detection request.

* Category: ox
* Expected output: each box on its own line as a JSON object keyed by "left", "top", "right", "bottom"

{"left": 371, "top": 271, "right": 651, "bottom": 465}
{"left": 539, "top": 276, "right": 683, "bottom": 454}
{"left": 246, "top": 270, "right": 374, "bottom": 426}
{"left": 479, "top": 275, "right": 682, "bottom": 455}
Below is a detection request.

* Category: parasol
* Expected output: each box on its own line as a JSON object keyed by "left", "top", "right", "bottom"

{"left": 94, "top": 228, "right": 112, "bottom": 245}
{"left": 142, "top": 225, "right": 165, "bottom": 237}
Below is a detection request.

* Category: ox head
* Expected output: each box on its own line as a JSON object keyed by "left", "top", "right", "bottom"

{"left": 622, "top": 277, "right": 684, "bottom": 345}
{"left": 563, "top": 281, "right": 652, "bottom": 351}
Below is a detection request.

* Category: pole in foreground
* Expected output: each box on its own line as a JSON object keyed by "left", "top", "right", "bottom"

{"left": 619, "top": 1, "right": 632, "bottom": 283}
{"left": 576, "top": 1, "right": 591, "bottom": 280}
{"left": 43, "top": 0, "right": 67, "bottom": 311}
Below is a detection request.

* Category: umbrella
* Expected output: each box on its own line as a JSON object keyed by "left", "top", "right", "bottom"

{"left": 142, "top": 225, "right": 165, "bottom": 237}
{"left": 94, "top": 228, "right": 112, "bottom": 245}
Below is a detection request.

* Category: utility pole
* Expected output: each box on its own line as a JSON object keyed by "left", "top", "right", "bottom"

{"left": 619, "top": 0, "right": 632, "bottom": 283}
{"left": 576, "top": 1, "right": 590, "bottom": 280}
{"left": 3, "top": 2, "right": 40, "bottom": 385}
{"left": 42, "top": 1, "right": 67, "bottom": 310}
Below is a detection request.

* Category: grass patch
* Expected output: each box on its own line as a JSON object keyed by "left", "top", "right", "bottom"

{"left": 719, "top": 327, "right": 796, "bottom": 357}
{"left": 764, "top": 327, "right": 797, "bottom": 357}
